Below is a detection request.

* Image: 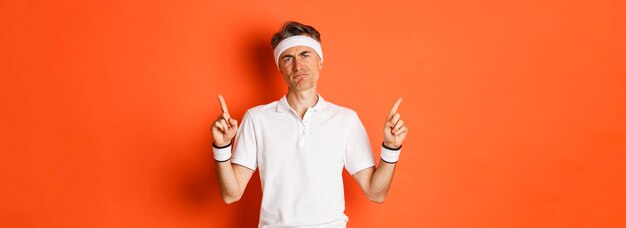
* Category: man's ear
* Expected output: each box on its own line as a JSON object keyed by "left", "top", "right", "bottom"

{"left": 318, "top": 60, "right": 323, "bottom": 70}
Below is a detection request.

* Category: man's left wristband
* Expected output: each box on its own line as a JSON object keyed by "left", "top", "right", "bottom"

{"left": 381, "top": 142, "right": 402, "bottom": 164}
{"left": 212, "top": 142, "right": 232, "bottom": 162}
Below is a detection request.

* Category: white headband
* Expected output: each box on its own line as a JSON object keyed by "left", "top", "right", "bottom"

{"left": 273, "top": 35, "right": 323, "bottom": 67}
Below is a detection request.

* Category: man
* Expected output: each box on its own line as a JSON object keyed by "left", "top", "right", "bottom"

{"left": 211, "top": 21, "right": 408, "bottom": 227}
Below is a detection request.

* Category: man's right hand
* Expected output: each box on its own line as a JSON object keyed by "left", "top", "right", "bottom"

{"left": 211, "top": 95, "right": 239, "bottom": 147}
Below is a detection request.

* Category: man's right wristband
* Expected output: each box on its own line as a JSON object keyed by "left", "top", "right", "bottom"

{"left": 212, "top": 141, "right": 232, "bottom": 162}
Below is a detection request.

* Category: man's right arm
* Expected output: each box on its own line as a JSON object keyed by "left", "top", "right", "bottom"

{"left": 215, "top": 158, "right": 254, "bottom": 204}
{"left": 211, "top": 95, "right": 254, "bottom": 204}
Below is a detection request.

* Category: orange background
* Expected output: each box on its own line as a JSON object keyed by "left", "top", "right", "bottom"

{"left": 1, "top": 0, "right": 625, "bottom": 227}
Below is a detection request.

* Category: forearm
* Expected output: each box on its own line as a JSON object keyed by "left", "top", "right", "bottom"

{"left": 366, "top": 143, "right": 402, "bottom": 202}
{"left": 213, "top": 142, "right": 243, "bottom": 204}
{"left": 368, "top": 160, "right": 397, "bottom": 197}
{"left": 215, "top": 160, "right": 243, "bottom": 203}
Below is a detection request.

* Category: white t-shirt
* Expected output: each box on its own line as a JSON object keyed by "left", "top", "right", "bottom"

{"left": 231, "top": 95, "right": 375, "bottom": 228}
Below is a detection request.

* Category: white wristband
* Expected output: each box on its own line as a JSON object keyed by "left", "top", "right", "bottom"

{"left": 381, "top": 143, "right": 402, "bottom": 163}
{"left": 212, "top": 142, "right": 232, "bottom": 162}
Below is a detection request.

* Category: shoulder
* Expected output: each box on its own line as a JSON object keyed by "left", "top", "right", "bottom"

{"left": 244, "top": 100, "right": 279, "bottom": 117}
{"left": 323, "top": 100, "right": 359, "bottom": 119}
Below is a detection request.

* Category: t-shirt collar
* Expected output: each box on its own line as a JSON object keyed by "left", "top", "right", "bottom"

{"left": 276, "top": 94, "right": 327, "bottom": 113}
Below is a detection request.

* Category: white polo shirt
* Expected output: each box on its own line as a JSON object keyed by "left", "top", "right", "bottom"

{"left": 231, "top": 95, "right": 375, "bottom": 228}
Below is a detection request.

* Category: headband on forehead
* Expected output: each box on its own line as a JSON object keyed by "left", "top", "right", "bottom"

{"left": 273, "top": 35, "right": 323, "bottom": 67}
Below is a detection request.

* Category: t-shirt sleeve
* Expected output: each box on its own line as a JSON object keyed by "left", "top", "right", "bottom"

{"left": 344, "top": 112, "right": 375, "bottom": 175}
{"left": 231, "top": 111, "right": 257, "bottom": 171}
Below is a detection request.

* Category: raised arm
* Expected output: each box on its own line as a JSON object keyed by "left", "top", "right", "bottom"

{"left": 352, "top": 97, "right": 408, "bottom": 203}
{"left": 211, "top": 95, "right": 254, "bottom": 204}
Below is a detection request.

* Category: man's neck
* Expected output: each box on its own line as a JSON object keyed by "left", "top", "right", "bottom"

{"left": 286, "top": 89, "right": 318, "bottom": 119}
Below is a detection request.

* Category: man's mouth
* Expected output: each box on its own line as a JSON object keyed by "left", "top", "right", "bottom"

{"left": 293, "top": 74, "right": 307, "bottom": 79}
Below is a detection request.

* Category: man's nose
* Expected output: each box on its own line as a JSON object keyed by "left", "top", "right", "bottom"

{"left": 292, "top": 57, "right": 304, "bottom": 71}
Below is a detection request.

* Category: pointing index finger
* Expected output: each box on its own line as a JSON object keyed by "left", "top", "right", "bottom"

{"left": 387, "top": 97, "right": 403, "bottom": 120}
{"left": 218, "top": 95, "right": 231, "bottom": 119}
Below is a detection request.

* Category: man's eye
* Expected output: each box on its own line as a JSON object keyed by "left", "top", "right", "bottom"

{"left": 284, "top": 57, "right": 292, "bottom": 62}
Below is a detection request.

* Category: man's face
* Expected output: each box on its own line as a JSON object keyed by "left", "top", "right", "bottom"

{"left": 277, "top": 45, "right": 323, "bottom": 92}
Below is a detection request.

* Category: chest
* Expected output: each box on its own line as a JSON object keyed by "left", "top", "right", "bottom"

{"left": 255, "top": 111, "right": 352, "bottom": 169}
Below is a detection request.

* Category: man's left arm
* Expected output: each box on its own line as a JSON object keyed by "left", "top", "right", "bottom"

{"left": 353, "top": 97, "right": 407, "bottom": 203}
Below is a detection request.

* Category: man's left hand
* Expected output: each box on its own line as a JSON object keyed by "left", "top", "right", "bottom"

{"left": 383, "top": 97, "right": 408, "bottom": 149}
